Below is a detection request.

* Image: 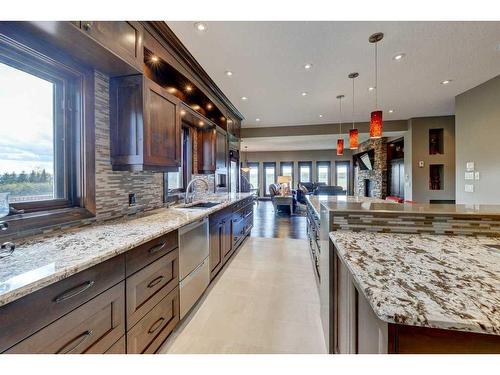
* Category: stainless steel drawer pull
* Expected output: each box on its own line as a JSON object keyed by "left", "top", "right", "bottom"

{"left": 147, "top": 276, "right": 164, "bottom": 288}
{"left": 148, "top": 242, "right": 167, "bottom": 255}
{"left": 148, "top": 317, "right": 165, "bottom": 334}
{"left": 54, "top": 281, "right": 95, "bottom": 303}
{"left": 57, "top": 330, "right": 93, "bottom": 354}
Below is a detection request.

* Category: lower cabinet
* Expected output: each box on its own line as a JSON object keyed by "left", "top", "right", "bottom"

{"left": 7, "top": 282, "right": 126, "bottom": 354}
{"left": 208, "top": 197, "right": 254, "bottom": 281}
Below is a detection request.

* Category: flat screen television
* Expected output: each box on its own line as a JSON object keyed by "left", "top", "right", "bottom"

{"left": 354, "top": 149, "right": 375, "bottom": 171}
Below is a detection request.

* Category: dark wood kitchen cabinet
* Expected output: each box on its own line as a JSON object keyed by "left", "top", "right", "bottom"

{"left": 197, "top": 126, "right": 227, "bottom": 174}
{"left": 78, "top": 21, "right": 144, "bottom": 71}
{"left": 110, "top": 75, "right": 182, "bottom": 172}
{"left": 209, "top": 215, "right": 232, "bottom": 280}
{"left": 197, "top": 128, "right": 216, "bottom": 173}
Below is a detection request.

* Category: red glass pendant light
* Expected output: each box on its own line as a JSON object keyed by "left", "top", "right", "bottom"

{"left": 369, "top": 32, "right": 384, "bottom": 139}
{"left": 349, "top": 128, "right": 359, "bottom": 149}
{"left": 337, "top": 139, "right": 344, "bottom": 156}
{"left": 336, "top": 95, "right": 345, "bottom": 156}
{"left": 370, "top": 110, "right": 383, "bottom": 138}
{"left": 348, "top": 72, "right": 359, "bottom": 149}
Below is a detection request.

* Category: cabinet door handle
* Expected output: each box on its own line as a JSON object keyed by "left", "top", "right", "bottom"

{"left": 147, "top": 275, "right": 164, "bottom": 288}
{"left": 54, "top": 281, "right": 95, "bottom": 303}
{"left": 57, "top": 330, "right": 93, "bottom": 354}
{"left": 148, "top": 242, "right": 166, "bottom": 255}
{"left": 148, "top": 317, "right": 165, "bottom": 334}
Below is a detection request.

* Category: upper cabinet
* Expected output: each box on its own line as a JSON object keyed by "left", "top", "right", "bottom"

{"left": 78, "top": 21, "right": 144, "bottom": 71}
{"left": 110, "top": 75, "right": 181, "bottom": 171}
{"left": 215, "top": 128, "right": 228, "bottom": 171}
{"left": 197, "top": 126, "right": 227, "bottom": 174}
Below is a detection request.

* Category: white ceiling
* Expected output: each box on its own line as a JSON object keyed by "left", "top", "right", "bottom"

{"left": 241, "top": 132, "right": 406, "bottom": 152}
{"left": 167, "top": 21, "right": 500, "bottom": 128}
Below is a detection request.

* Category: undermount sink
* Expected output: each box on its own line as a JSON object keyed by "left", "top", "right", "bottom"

{"left": 180, "top": 202, "right": 222, "bottom": 209}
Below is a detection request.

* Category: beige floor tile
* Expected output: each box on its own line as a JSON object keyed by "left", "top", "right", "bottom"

{"left": 160, "top": 237, "right": 326, "bottom": 354}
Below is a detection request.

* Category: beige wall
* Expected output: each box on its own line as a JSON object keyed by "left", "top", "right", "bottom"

{"left": 242, "top": 149, "right": 353, "bottom": 197}
{"left": 455, "top": 75, "right": 500, "bottom": 204}
{"left": 406, "top": 116, "right": 456, "bottom": 203}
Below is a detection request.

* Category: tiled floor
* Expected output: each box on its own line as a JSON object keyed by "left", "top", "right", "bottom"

{"left": 160, "top": 236, "right": 326, "bottom": 354}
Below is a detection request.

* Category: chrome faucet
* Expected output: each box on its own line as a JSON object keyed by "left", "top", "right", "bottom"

{"left": 184, "top": 177, "right": 210, "bottom": 205}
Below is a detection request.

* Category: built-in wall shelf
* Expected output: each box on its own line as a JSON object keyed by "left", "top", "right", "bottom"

{"left": 429, "top": 128, "right": 444, "bottom": 155}
{"left": 429, "top": 164, "right": 444, "bottom": 190}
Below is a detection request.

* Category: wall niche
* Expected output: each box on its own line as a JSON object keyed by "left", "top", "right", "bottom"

{"left": 429, "top": 128, "right": 444, "bottom": 155}
{"left": 429, "top": 164, "right": 444, "bottom": 190}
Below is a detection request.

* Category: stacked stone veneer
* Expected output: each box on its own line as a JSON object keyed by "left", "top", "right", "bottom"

{"left": 354, "top": 138, "right": 387, "bottom": 199}
{"left": 95, "top": 71, "right": 164, "bottom": 221}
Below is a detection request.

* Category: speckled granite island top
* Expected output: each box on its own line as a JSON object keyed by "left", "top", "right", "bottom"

{"left": 0, "top": 193, "right": 253, "bottom": 308}
{"left": 330, "top": 231, "right": 500, "bottom": 336}
{"left": 306, "top": 195, "right": 389, "bottom": 216}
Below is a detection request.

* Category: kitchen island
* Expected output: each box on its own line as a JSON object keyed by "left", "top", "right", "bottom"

{"left": 328, "top": 230, "right": 500, "bottom": 353}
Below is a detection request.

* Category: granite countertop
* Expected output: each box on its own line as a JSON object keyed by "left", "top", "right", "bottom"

{"left": 321, "top": 199, "right": 500, "bottom": 217}
{"left": 306, "top": 195, "right": 389, "bottom": 216}
{"left": 0, "top": 193, "right": 253, "bottom": 308}
{"left": 330, "top": 231, "right": 500, "bottom": 335}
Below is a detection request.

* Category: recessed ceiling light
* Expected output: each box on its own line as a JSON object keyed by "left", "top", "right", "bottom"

{"left": 304, "top": 63, "right": 313, "bottom": 70}
{"left": 185, "top": 85, "right": 193, "bottom": 92}
{"left": 388, "top": 109, "right": 394, "bottom": 113}
{"left": 206, "top": 103, "right": 213, "bottom": 110}
{"left": 256, "top": 118, "right": 260, "bottom": 122}
{"left": 392, "top": 53, "right": 406, "bottom": 61}
{"left": 194, "top": 22, "right": 206, "bottom": 32}
{"left": 198, "top": 120, "right": 204, "bottom": 126}
{"left": 150, "top": 55, "right": 159, "bottom": 63}
{"left": 368, "top": 86, "right": 375, "bottom": 91}
{"left": 301, "top": 92, "right": 308, "bottom": 96}
{"left": 319, "top": 114, "right": 323, "bottom": 118}
{"left": 225, "top": 71, "right": 233, "bottom": 76}
{"left": 241, "top": 96, "right": 248, "bottom": 101}
{"left": 180, "top": 110, "right": 186, "bottom": 116}
{"left": 441, "top": 80, "right": 452, "bottom": 85}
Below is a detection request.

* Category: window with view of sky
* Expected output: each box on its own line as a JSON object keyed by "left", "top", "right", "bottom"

{"left": 0, "top": 61, "right": 55, "bottom": 203}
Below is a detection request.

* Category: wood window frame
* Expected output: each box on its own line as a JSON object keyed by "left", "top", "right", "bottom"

{"left": 298, "top": 161, "right": 313, "bottom": 184}
{"left": 316, "top": 161, "right": 331, "bottom": 185}
{"left": 0, "top": 30, "right": 95, "bottom": 237}
{"left": 262, "top": 162, "right": 277, "bottom": 197}
{"left": 246, "top": 161, "right": 260, "bottom": 194}
{"left": 335, "top": 160, "right": 351, "bottom": 194}
{"left": 279, "top": 161, "right": 294, "bottom": 189}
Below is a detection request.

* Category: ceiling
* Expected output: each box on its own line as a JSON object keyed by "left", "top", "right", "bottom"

{"left": 167, "top": 21, "right": 500, "bottom": 129}
{"left": 240, "top": 132, "right": 405, "bottom": 152}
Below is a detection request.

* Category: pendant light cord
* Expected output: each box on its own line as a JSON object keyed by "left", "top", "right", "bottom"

{"left": 375, "top": 42, "right": 378, "bottom": 109}
{"left": 352, "top": 78, "right": 355, "bottom": 129}
{"left": 339, "top": 96, "right": 342, "bottom": 135}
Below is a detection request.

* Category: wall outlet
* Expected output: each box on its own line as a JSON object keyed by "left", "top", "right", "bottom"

{"left": 418, "top": 161, "right": 424, "bottom": 168}
{"left": 465, "top": 172, "right": 474, "bottom": 180}
{"left": 465, "top": 184, "right": 474, "bottom": 193}
{"left": 474, "top": 172, "right": 480, "bottom": 180}
{"left": 466, "top": 161, "right": 475, "bottom": 171}
{"left": 128, "top": 193, "right": 137, "bottom": 206}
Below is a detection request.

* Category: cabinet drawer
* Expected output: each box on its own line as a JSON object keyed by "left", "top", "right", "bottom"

{"left": 0, "top": 254, "right": 125, "bottom": 352}
{"left": 126, "top": 230, "right": 178, "bottom": 276}
{"left": 126, "top": 249, "right": 179, "bottom": 329}
{"left": 127, "top": 287, "right": 179, "bottom": 354}
{"left": 7, "top": 282, "right": 125, "bottom": 354}
{"left": 105, "top": 335, "right": 126, "bottom": 354}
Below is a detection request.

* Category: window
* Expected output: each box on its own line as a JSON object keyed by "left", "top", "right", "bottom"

{"left": 316, "top": 161, "right": 331, "bottom": 185}
{"left": 247, "top": 162, "right": 259, "bottom": 193}
{"left": 263, "top": 162, "right": 276, "bottom": 196}
{"left": 165, "top": 127, "right": 191, "bottom": 195}
{"left": 280, "top": 161, "right": 294, "bottom": 189}
{"left": 298, "top": 161, "right": 312, "bottom": 184}
{"left": 335, "top": 161, "right": 350, "bottom": 193}
{"left": 0, "top": 38, "right": 93, "bottom": 217}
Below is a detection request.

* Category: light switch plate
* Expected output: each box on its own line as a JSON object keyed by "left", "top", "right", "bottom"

{"left": 465, "top": 184, "right": 474, "bottom": 193}
{"left": 465, "top": 172, "right": 474, "bottom": 180}
{"left": 418, "top": 161, "right": 424, "bottom": 168}
{"left": 466, "top": 161, "right": 475, "bottom": 171}
{"left": 475, "top": 172, "right": 480, "bottom": 180}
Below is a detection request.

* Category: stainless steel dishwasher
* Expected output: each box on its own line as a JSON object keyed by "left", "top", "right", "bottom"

{"left": 178, "top": 217, "right": 210, "bottom": 319}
